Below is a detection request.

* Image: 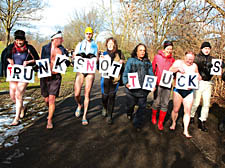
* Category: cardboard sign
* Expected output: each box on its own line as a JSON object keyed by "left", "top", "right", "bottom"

{"left": 176, "top": 73, "right": 188, "bottom": 90}
{"left": 6, "top": 64, "right": 13, "bottom": 81}
{"left": 187, "top": 73, "right": 199, "bottom": 89}
{"left": 210, "top": 59, "right": 222, "bottom": 75}
{"left": 73, "top": 56, "right": 84, "bottom": 72}
{"left": 175, "top": 73, "right": 199, "bottom": 90}
{"left": 99, "top": 55, "right": 111, "bottom": 73}
{"left": 142, "top": 75, "right": 157, "bottom": 91}
{"left": 128, "top": 72, "right": 141, "bottom": 89}
{"left": 73, "top": 57, "right": 97, "bottom": 73}
{"left": 36, "top": 59, "right": 51, "bottom": 78}
{"left": 159, "top": 70, "right": 173, "bottom": 88}
{"left": 102, "top": 72, "right": 110, "bottom": 79}
{"left": 108, "top": 61, "right": 122, "bottom": 78}
{"left": 86, "top": 57, "right": 97, "bottom": 73}
{"left": 6, "top": 65, "right": 35, "bottom": 83}
{"left": 22, "top": 66, "right": 35, "bottom": 83}
{"left": 52, "top": 54, "right": 69, "bottom": 74}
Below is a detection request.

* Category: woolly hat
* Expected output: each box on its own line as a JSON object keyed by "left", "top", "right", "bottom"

{"left": 85, "top": 27, "right": 93, "bottom": 34}
{"left": 14, "top": 30, "right": 26, "bottom": 40}
{"left": 163, "top": 41, "right": 173, "bottom": 49}
{"left": 51, "top": 31, "right": 63, "bottom": 40}
{"left": 200, "top": 42, "right": 211, "bottom": 49}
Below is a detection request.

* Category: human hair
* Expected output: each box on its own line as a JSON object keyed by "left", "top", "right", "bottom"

{"left": 105, "top": 37, "right": 118, "bottom": 53}
{"left": 163, "top": 40, "right": 173, "bottom": 49}
{"left": 185, "top": 51, "right": 195, "bottom": 56}
{"left": 131, "top": 43, "right": 148, "bottom": 59}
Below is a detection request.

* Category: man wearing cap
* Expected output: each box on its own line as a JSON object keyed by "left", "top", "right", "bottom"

{"left": 190, "top": 42, "right": 221, "bottom": 132}
{"left": 40, "top": 31, "right": 69, "bottom": 129}
{"left": 151, "top": 41, "right": 175, "bottom": 131}
{"left": 3, "top": 30, "right": 39, "bottom": 126}
{"left": 73, "top": 27, "right": 98, "bottom": 126}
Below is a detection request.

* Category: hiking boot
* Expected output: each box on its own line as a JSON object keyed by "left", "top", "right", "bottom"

{"left": 198, "top": 120, "right": 208, "bottom": 132}
{"left": 190, "top": 117, "right": 194, "bottom": 124}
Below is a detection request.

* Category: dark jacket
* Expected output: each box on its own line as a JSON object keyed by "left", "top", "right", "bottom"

{"left": 123, "top": 57, "right": 154, "bottom": 97}
{"left": 1, "top": 42, "right": 39, "bottom": 77}
{"left": 194, "top": 52, "right": 214, "bottom": 81}
{"left": 41, "top": 42, "right": 68, "bottom": 60}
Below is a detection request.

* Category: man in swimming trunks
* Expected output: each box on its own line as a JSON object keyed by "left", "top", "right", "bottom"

{"left": 169, "top": 51, "right": 201, "bottom": 138}
{"left": 40, "top": 31, "right": 69, "bottom": 129}
{"left": 73, "top": 27, "right": 98, "bottom": 126}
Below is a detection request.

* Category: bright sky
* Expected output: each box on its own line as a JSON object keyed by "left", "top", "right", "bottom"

{"left": 32, "top": 0, "right": 99, "bottom": 38}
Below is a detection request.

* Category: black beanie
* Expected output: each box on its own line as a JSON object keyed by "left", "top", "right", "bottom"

{"left": 163, "top": 41, "right": 173, "bottom": 49}
{"left": 200, "top": 42, "right": 211, "bottom": 49}
{"left": 14, "top": 30, "right": 26, "bottom": 40}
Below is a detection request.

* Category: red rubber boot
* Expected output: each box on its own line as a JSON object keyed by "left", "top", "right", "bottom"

{"left": 158, "top": 110, "right": 167, "bottom": 130}
{"left": 151, "top": 108, "right": 158, "bottom": 125}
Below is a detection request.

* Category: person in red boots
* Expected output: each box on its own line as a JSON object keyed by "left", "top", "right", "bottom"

{"left": 151, "top": 41, "right": 175, "bottom": 130}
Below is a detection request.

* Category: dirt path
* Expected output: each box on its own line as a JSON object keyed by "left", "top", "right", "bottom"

{"left": 0, "top": 73, "right": 224, "bottom": 168}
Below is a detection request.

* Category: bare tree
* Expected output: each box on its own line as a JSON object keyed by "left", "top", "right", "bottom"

{"left": 0, "top": 0, "right": 45, "bottom": 46}
{"left": 63, "top": 7, "right": 104, "bottom": 50}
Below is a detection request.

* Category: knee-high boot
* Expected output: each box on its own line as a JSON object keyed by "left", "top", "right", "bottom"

{"left": 151, "top": 108, "right": 158, "bottom": 125}
{"left": 158, "top": 110, "right": 167, "bottom": 130}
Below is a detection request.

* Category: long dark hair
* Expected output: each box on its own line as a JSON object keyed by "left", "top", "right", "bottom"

{"left": 105, "top": 37, "right": 118, "bottom": 53}
{"left": 131, "top": 43, "right": 148, "bottom": 60}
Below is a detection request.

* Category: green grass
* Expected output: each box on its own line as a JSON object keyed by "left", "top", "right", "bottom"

{"left": 0, "top": 66, "right": 76, "bottom": 91}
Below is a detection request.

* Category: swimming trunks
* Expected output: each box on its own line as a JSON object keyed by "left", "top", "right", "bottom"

{"left": 173, "top": 87, "right": 193, "bottom": 98}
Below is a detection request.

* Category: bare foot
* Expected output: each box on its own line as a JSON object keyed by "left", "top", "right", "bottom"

{"left": 46, "top": 120, "right": 53, "bottom": 129}
{"left": 10, "top": 120, "right": 20, "bottom": 126}
{"left": 183, "top": 132, "right": 192, "bottom": 138}
{"left": 20, "top": 106, "right": 27, "bottom": 118}
{"left": 170, "top": 122, "right": 176, "bottom": 130}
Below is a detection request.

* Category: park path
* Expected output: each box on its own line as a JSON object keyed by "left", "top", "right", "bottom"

{"left": 0, "top": 73, "right": 224, "bottom": 168}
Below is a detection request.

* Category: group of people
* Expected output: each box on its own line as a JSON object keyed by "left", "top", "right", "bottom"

{"left": 1, "top": 27, "right": 225, "bottom": 138}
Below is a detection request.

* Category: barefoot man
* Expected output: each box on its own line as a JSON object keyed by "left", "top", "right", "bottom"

{"left": 169, "top": 51, "right": 201, "bottom": 138}
{"left": 40, "top": 31, "right": 68, "bottom": 129}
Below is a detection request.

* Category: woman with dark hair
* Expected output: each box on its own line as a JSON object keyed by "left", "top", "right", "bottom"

{"left": 100, "top": 37, "right": 125, "bottom": 124}
{"left": 122, "top": 43, "right": 154, "bottom": 131}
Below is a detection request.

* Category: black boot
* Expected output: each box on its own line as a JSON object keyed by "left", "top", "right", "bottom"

{"left": 190, "top": 117, "right": 194, "bottom": 124}
{"left": 198, "top": 120, "right": 208, "bottom": 132}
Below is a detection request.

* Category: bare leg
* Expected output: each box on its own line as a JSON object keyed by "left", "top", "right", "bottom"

{"left": 82, "top": 74, "right": 95, "bottom": 123}
{"left": 170, "top": 92, "right": 182, "bottom": 130}
{"left": 183, "top": 93, "right": 194, "bottom": 138}
{"left": 74, "top": 73, "right": 84, "bottom": 110}
{"left": 9, "top": 81, "right": 17, "bottom": 103}
{"left": 11, "top": 82, "right": 28, "bottom": 125}
{"left": 47, "top": 95, "right": 56, "bottom": 129}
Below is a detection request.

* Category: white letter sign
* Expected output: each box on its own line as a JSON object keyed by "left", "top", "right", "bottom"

{"left": 128, "top": 72, "right": 141, "bottom": 89}
{"left": 53, "top": 54, "right": 69, "bottom": 74}
{"left": 36, "top": 59, "right": 51, "bottom": 78}
{"left": 159, "top": 70, "right": 173, "bottom": 88}
{"left": 108, "top": 61, "right": 122, "bottom": 78}
{"left": 210, "top": 59, "right": 222, "bottom": 75}
{"left": 142, "top": 75, "right": 157, "bottom": 91}
{"left": 99, "top": 55, "right": 111, "bottom": 73}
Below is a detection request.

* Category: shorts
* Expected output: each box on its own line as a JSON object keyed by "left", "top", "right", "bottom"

{"left": 173, "top": 87, "right": 193, "bottom": 98}
{"left": 40, "top": 74, "right": 62, "bottom": 97}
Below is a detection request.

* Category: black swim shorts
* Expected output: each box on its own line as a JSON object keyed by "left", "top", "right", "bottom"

{"left": 40, "top": 74, "right": 62, "bottom": 97}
